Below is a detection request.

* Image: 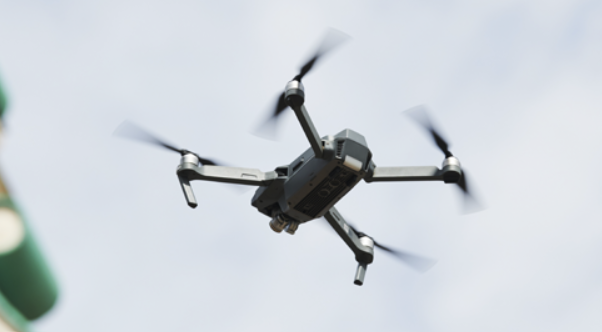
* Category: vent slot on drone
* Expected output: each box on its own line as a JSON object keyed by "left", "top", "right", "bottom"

{"left": 294, "top": 167, "right": 354, "bottom": 218}
{"left": 336, "top": 140, "right": 345, "bottom": 158}
{"left": 292, "top": 160, "right": 304, "bottom": 173}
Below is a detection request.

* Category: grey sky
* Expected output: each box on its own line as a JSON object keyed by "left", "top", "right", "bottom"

{"left": 1, "top": 0, "right": 601, "bottom": 331}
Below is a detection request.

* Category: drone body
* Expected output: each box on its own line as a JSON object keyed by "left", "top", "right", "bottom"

{"left": 118, "top": 30, "right": 478, "bottom": 286}
{"left": 252, "top": 128, "right": 370, "bottom": 229}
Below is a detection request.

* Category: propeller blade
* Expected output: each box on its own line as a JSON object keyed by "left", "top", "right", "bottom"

{"left": 405, "top": 106, "right": 484, "bottom": 213}
{"left": 252, "top": 92, "right": 287, "bottom": 139}
{"left": 456, "top": 170, "right": 484, "bottom": 213}
{"left": 344, "top": 222, "right": 436, "bottom": 272}
{"left": 405, "top": 105, "right": 453, "bottom": 158}
{"left": 252, "top": 117, "right": 279, "bottom": 140}
{"left": 114, "top": 121, "right": 220, "bottom": 166}
{"left": 294, "top": 28, "right": 350, "bottom": 81}
{"left": 457, "top": 169, "right": 469, "bottom": 193}
{"left": 273, "top": 92, "right": 287, "bottom": 118}
{"left": 373, "top": 241, "right": 437, "bottom": 273}
{"left": 255, "top": 29, "right": 350, "bottom": 140}
{"left": 196, "top": 156, "right": 219, "bottom": 166}
{"left": 114, "top": 120, "right": 185, "bottom": 154}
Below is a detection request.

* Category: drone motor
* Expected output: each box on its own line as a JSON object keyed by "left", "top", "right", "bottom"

{"left": 354, "top": 235, "right": 375, "bottom": 286}
{"left": 284, "top": 80, "right": 305, "bottom": 108}
{"left": 180, "top": 153, "right": 200, "bottom": 166}
{"left": 441, "top": 156, "right": 462, "bottom": 183}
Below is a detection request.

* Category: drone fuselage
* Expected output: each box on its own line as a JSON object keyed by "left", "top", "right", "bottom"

{"left": 251, "top": 129, "right": 371, "bottom": 224}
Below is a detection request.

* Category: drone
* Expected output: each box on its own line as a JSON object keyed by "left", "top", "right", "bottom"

{"left": 116, "top": 30, "right": 480, "bottom": 286}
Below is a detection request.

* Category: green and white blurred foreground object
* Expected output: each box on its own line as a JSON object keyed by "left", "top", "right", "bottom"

{"left": 0, "top": 77, "right": 58, "bottom": 332}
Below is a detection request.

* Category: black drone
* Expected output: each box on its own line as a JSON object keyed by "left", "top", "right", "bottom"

{"left": 116, "top": 30, "right": 480, "bottom": 286}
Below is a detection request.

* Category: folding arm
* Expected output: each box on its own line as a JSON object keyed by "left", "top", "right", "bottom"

{"left": 178, "top": 164, "right": 278, "bottom": 186}
{"left": 323, "top": 207, "right": 375, "bottom": 285}
{"left": 176, "top": 156, "right": 278, "bottom": 208}
{"left": 292, "top": 105, "right": 323, "bottom": 159}
{"left": 364, "top": 161, "right": 445, "bottom": 183}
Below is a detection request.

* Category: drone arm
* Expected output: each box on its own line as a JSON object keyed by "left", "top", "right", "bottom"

{"left": 364, "top": 161, "right": 444, "bottom": 183}
{"left": 323, "top": 207, "right": 374, "bottom": 264}
{"left": 292, "top": 105, "right": 323, "bottom": 159}
{"left": 177, "top": 164, "right": 278, "bottom": 186}
{"left": 324, "top": 207, "right": 375, "bottom": 286}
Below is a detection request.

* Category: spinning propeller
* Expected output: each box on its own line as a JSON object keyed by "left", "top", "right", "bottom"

{"left": 255, "top": 29, "right": 350, "bottom": 139}
{"left": 349, "top": 223, "right": 436, "bottom": 272}
{"left": 332, "top": 218, "right": 436, "bottom": 272}
{"left": 114, "top": 121, "right": 219, "bottom": 166}
{"left": 405, "top": 106, "right": 483, "bottom": 213}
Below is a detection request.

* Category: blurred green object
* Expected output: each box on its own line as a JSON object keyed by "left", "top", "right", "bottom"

{"left": 0, "top": 76, "right": 7, "bottom": 119}
{"left": 0, "top": 74, "right": 58, "bottom": 331}
{"left": 0, "top": 190, "right": 59, "bottom": 320}
{"left": 0, "top": 291, "right": 31, "bottom": 332}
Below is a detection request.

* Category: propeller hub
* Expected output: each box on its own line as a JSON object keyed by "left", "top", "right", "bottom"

{"left": 358, "top": 235, "right": 375, "bottom": 249}
{"left": 180, "top": 153, "right": 200, "bottom": 166}
{"left": 356, "top": 235, "right": 375, "bottom": 264}
{"left": 441, "top": 156, "right": 462, "bottom": 183}
{"left": 284, "top": 80, "right": 305, "bottom": 108}
{"left": 442, "top": 156, "right": 461, "bottom": 168}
